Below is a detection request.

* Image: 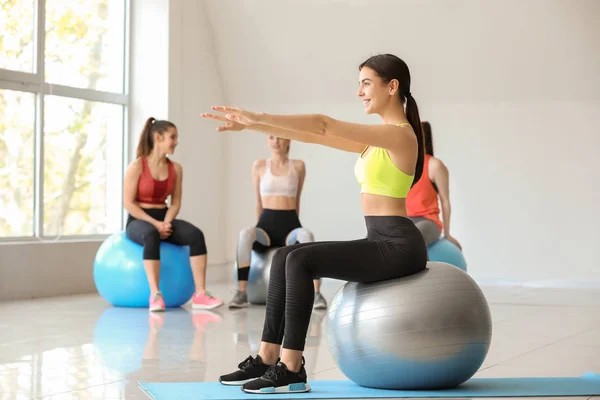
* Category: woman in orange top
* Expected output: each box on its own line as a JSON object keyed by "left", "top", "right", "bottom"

{"left": 406, "top": 121, "right": 461, "bottom": 249}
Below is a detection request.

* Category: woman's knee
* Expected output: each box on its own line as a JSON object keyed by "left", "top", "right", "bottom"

{"left": 142, "top": 228, "right": 161, "bottom": 260}
{"left": 296, "top": 228, "right": 314, "bottom": 243}
{"left": 287, "top": 227, "right": 314, "bottom": 244}
{"left": 189, "top": 226, "right": 207, "bottom": 256}
{"left": 238, "top": 226, "right": 256, "bottom": 248}
{"left": 285, "top": 248, "right": 313, "bottom": 274}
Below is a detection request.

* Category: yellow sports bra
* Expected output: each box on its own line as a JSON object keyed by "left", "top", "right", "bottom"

{"left": 354, "top": 123, "right": 414, "bottom": 199}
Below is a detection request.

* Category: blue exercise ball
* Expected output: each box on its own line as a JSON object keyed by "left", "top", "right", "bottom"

{"left": 428, "top": 238, "right": 467, "bottom": 271}
{"left": 326, "top": 261, "right": 491, "bottom": 390}
{"left": 94, "top": 232, "right": 195, "bottom": 308}
{"left": 93, "top": 307, "right": 196, "bottom": 375}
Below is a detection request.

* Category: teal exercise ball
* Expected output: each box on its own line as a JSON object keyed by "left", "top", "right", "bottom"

{"left": 93, "top": 232, "right": 195, "bottom": 308}
{"left": 428, "top": 238, "right": 467, "bottom": 272}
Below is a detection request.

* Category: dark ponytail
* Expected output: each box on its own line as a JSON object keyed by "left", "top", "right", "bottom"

{"left": 405, "top": 94, "right": 424, "bottom": 186}
{"left": 136, "top": 117, "right": 177, "bottom": 159}
{"left": 422, "top": 121, "right": 434, "bottom": 156}
{"left": 359, "top": 53, "right": 425, "bottom": 186}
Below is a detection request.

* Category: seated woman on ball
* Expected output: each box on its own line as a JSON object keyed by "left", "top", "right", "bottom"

{"left": 201, "top": 53, "right": 428, "bottom": 394}
{"left": 123, "top": 117, "right": 223, "bottom": 312}
{"left": 406, "top": 121, "right": 462, "bottom": 249}
{"left": 230, "top": 136, "right": 327, "bottom": 310}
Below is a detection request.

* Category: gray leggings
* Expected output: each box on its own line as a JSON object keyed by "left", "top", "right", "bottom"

{"left": 236, "top": 226, "right": 314, "bottom": 267}
{"left": 408, "top": 216, "right": 442, "bottom": 246}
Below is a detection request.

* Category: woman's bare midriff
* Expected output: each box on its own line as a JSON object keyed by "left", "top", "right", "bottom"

{"left": 360, "top": 193, "right": 408, "bottom": 217}
{"left": 262, "top": 196, "right": 297, "bottom": 211}
{"left": 137, "top": 202, "right": 168, "bottom": 210}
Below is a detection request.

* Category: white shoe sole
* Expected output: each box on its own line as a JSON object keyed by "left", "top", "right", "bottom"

{"left": 243, "top": 382, "right": 311, "bottom": 394}
{"left": 192, "top": 301, "right": 223, "bottom": 310}
{"left": 220, "top": 377, "right": 256, "bottom": 386}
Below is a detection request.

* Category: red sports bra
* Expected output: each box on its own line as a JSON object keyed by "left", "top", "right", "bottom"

{"left": 136, "top": 157, "right": 176, "bottom": 205}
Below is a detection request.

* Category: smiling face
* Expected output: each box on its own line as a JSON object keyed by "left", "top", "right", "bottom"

{"left": 155, "top": 127, "right": 178, "bottom": 155}
{"left": 357, "top": 66, "right": 400, "bottom": 115}
{"left": 268, "top": 135, "right": 290, "bottom": 155}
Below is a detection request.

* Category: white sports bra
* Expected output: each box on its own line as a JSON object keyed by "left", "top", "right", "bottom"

{"left": 259, "top": 159, "right": 299, "bottom": 198}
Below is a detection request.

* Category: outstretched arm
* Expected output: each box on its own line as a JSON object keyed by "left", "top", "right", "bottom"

{"left": 201, "top": 111, "right": 364, "bottom": 153}
{"left": 250, "top": 123, "right": 364, "bottom": 153}
{"left": 257, "top": 113, "right": 410, "bottom": 151}
{"left": 207, "top": 106, "right": 413, "bottom": 150}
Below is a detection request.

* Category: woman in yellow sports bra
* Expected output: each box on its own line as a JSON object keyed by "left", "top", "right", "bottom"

{"left": 201, "top": 53, "right": 428, "bottom": 394}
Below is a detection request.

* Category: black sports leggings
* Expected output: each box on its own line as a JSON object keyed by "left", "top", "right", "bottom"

{"left": 261, "top": 215, "right": 428, "bottom": 351}
{"left": 126, "top": 208, "right": 207, "bottom": 260}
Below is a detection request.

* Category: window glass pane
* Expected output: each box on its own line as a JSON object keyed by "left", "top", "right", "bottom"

{"left": 0, "top": 89, "right": 35, "bottom": 237}
{"left": 43, "top": 95, "right": 123, "bottom": 236}
{"left": 44, "top": 0, "right": 126, "bottom": 93}
{"left": 0, "top": 0, "right": 35, "bottom": 72}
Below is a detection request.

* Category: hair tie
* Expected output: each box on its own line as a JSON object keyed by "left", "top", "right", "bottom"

{"left": 405, "top": 92, "right": 412, "bottom": 98}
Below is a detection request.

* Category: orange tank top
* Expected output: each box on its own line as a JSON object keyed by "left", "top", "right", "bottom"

{"left": 136, "top": 157, "right": 176, "bottom": 205}
{"left": 406, "top": 154, "right": 443, "bottom": 230}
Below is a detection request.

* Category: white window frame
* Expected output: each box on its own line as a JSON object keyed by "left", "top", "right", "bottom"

{"left": 0, "top": 0, "right": 131, "bottom": 242}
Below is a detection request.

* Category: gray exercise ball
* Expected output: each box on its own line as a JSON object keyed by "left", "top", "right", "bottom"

{"left": 326, "top": 261, "right": 492, "bottom": 390}
{"left": 233, "top": 247, "right": 280, "bottom": 305}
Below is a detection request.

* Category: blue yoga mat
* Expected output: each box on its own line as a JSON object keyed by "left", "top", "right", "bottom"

{"left": 139, "top": 372, "right": 600, "bottom": 399}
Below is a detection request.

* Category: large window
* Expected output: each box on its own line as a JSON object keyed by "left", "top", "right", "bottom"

{"left": 0, "top": 0, "right": 129, "bottom": 239}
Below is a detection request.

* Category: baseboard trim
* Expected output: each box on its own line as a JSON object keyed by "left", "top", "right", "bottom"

{"left": 475, "top": 278, "right": 600, "bottom": 290}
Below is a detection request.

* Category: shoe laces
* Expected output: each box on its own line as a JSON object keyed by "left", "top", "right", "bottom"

{"left": 264, "top": 363, "right": 288, "bottom": 381}
{"left": 238, "top": 355, "right": 259, "bottom": 370}
{"left": 234, "top": 291, "right": 246, "bottom": 301}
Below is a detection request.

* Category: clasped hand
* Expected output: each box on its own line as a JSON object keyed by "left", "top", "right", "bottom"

{"left": 156, "top": 221, "right": 172, "bottom": 239}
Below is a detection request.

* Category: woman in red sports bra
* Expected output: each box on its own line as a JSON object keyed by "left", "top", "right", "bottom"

{"left": 123, "top": 117, "right": 223, "bottom": 312}
{"left": 406, "top": 121, "right": 462, "bottom": 249}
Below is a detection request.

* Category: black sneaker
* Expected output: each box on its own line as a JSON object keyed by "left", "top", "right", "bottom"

{"left": 241, "top": 358, "right": 311, "bottom": 394}
{"left": 219, "top": 355, "right": 274, "bottom": 386}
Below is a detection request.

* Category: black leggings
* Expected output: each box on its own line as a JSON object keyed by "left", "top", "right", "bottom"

{"left": 126, "top": 208, "right": 207, "bottom": 260}
{"left": 261, "top": 216, "right": 428, "bottom": 351}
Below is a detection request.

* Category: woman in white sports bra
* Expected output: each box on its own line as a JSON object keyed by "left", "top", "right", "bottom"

{"left": 229, "top": 135, "right": 327, "bottom": 310}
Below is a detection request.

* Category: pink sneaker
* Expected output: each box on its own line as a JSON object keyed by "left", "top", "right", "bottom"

{"left": 191, "top": 291, "right": 223, "bottom": 310}
{"left": 149, "top": 292, "right": 166, "bottom": 312}
{"left": 192, "top": 310, "right": 223, "bottom": 330}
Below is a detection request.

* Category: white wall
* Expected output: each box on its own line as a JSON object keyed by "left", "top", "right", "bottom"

{"left": 128, "top": 0, "right": 170, "bottom": 162}
{"left": 201, "top": 0, "right": 600, "bottom": 286}
{"left": 167, "top": 0, "right": 228, "bottom": 264}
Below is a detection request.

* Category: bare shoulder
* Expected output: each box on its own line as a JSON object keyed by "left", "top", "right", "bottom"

{"left": 126, "top": 158, "right": 143, "bottom": 174}
{"left": 429, "top": 156, "right": 447, "bottom": 172}
{"left": 171, "top": 160, "right": 183, "bottom": 175}
{"left": 252, "top": 158, "right": 266, "bottom": 172}
{"left": 400, "top": 124, "right": 418, "bottom": 147}
{"left": 388, "top": 125, "right": 417, "bottom": 159}
{"left": 293, "top": 159, "right": 305, "bottom": 170}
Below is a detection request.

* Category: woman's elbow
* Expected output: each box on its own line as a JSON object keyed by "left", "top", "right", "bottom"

{"left": 317, "top": 114, "right": 332, "bottom": 136}
{"left": 123, "top": 200, "right": 135, "bottom": 213}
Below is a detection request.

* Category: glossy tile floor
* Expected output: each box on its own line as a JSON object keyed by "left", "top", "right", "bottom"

{"left": 1, "top": 271, "right": 600, "bottom": 400}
